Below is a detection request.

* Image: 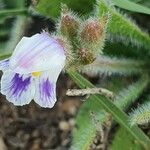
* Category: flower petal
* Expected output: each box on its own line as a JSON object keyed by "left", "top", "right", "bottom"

{"left": 34, "top": 68, "right": 63, "bottom": 108}
{"left": 34, "top": 76, "right": 56, "bottom": 108}
{"left": 0, "top": 58, "right": 9, "bottom": 71}
{"left": 9, "top": 32, "right": 66, "bottom": 74}
{"left": 1, "top": 70, "right": 35, "bottom": 106}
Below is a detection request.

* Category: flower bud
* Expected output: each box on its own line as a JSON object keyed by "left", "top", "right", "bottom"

{"left": 59, "top": 5, "right": 79, "bottom": 39}
{"left": 80, "top": 16, "right": 108, "bottom": 55}
{"left": 81, "top": 20, "right": 103, "bottom": 43}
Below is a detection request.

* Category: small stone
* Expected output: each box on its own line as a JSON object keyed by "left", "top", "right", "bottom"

{"left": 32, "top": 130, "right": 39, "bottom": 138}
{"left": 23, "top": 134, "right": 30, "bottom": 141}
{"left": 0, "top": 137, "right": 7, "bottom": 150}
{"left": 68, "top": 118, "right": 75, "bottom": 127}
{"left": 61, "top": 99, "right": 80, "bottom": 115}
{"left": 94, "top": 138, "right": 98, "bottom": 144}
{"left": 62, "top": 139, "right": 69, "bottom": 146}
{"left": 31, "top": 139, "right": 41, "bottom": 150}
{"left": 43, "top": 138, "right": 51, "bottom": 148}
{"left": 59, "top": 121, "right": 70, "bottom": 131}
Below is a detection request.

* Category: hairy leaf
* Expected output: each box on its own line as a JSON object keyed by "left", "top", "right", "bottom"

{"left": 111, "top": 127, "right": 143, "bottom": 150}
{"left": 80, "top": 55, "right": 146, "bottom": 76}
{"left": 112, "top": 0, "right": 150, "bottom": 15}
{"left": 4, "top": 16, "right": 27, "bottom": 53}
{"left": 71, "top": 76, "right": 149, "bottom": 149}
{"left": 104, "top": 41, "right": 150, "bottom": 59}
{"left": 68, "top": 71, "right": 150, "bottom": 149}
{"left": 114, "top": 75, "right": 149, "bottom": 109}
{"left": 0, "top": 8, "right": 27, "bottom": 18}
{"left": 97, "top": 1, "right": 150, "bottom": 52}
{"left": 0, "top": 29, "right": 9, "bottom": 37}
{"left": 71, "top": 98, "right": 105, "bottom": 150}
{"left": 35, "top": 0, "right": 95, "bottom": 19}
{"left": 130, "top": 101, "right": 150, "bottom": 125}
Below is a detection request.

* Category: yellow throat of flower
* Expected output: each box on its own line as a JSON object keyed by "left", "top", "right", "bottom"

{"left": 32, "top": 71, "right": 42, "bottom": 77}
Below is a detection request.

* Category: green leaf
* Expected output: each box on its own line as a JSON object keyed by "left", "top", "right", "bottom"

{"left": 112, "top": 0, "right": 150, "bottom": 15}
{"left": 71, "top": 75, "right": 149, "bottom": 149}
{"left": 0, "top": 29, "right": 9, "bottom": 37}
{"left": 0, "top": 53, "right": 11, "bottom": 60}
{"left": 111, "top": 127, "right": 143, "bottom": 150}
{"left": 4, "top": 16, "right": 27, "bottom": 53}
{"left": 130, "top": 0, "right": 142, "bottom": 2}
{"left": 104, "top": 41, "right": 150, "bottom": 59}
{"left": 80, "top": 55, "right": 146, "bottom": 76}
{"left": 98, "top": 1, "right": 150, "bottom": 52}
{"left": 114, "top": 75, "right": 149, "bottom": 109}
{"left": 68, "top": 71, "right": 150, "bottom": 149}
{"left": 71, "top": 97, "right": 105, "bottom": 150}
{"left": 130, "top": 101, "right": 150, "bottom": 125}
{"left": 4, "top": 0, "right": 25, "bottom": 8}
{"left": 0, "top": 8, "right": 27, "bottom": 18}
{"left": 35, "top": 0, "right": 96, "bottom": 19}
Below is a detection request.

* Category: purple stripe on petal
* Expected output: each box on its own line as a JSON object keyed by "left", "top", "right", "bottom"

{"left": 10, "top": 73, "right": 31, "bottom": 97}
{"left": 34, "top": 72, "right": 57, "bottom": 108}
{"left": 41, "top": 78, "right": 53, "bottom": 99}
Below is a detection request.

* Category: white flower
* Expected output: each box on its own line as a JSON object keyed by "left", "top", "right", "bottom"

{"left": 0, "top": 32, "right": 66, "bottom": 108}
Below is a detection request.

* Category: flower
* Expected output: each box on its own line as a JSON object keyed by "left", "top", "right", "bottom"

{"left": 0, "top": 32, "right": 66, "bottom": 108}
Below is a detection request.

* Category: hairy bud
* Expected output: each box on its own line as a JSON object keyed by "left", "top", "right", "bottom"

{"left": 81, "top": 20, "right": 103, "bottom": 43}
{"left": 80, "top": 16, "right": 109, "bottom": 55}
{"left": 59, "top": 4, "right": 79, "bottom": 39}
{"left": 78, "top": 48, "right": 95, "bottom": 65}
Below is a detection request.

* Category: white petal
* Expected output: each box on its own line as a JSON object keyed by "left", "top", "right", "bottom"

{"left": 9, "top": 32, "right": 66, "bottom": 74}
{"left": 0, "top": 58, "right": 9, "bottom": 71}
{"left": 1, "top": 70, "right": 35, "bottom": 106}
{"left": 34, "top": 67, "right": 63, "bottom": 108}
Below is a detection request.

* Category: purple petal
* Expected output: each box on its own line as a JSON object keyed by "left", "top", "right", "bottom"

{"left": 1, "top": 70, "right": 35, "bottom": 106}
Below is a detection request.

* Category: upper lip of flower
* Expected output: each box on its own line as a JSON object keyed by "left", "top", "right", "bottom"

{"left": 9, "top": 32, "right": 66, "bottom": 74}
